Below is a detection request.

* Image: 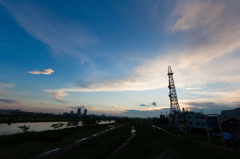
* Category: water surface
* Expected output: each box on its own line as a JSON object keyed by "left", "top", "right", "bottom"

{"left": 0, "top": 120, "right": 115, "bottom": 135}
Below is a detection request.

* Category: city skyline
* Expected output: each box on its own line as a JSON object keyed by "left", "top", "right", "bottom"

{"left": 0, "top": 0, "right": 240, "bottom": 117}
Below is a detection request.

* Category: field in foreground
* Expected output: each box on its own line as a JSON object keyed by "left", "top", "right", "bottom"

{"left": 55, "top": 123, "right": 133, "bottom": 159}
{"left": 0, "top": 124, "right": 113, "bottom": 159}
{"left": 116, "top": 122, "right": 240, "bottom": 159}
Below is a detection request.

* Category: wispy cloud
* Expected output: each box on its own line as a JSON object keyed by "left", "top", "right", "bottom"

{"left": 0, "top": 1, "right": 97, "bottom": 64}
{"left": 0, "top": 99, "right": 21, "bottom": 104}
{"left": 181, "top": 101, "right": 237, "bottom": 114}
{"left": 43, "top": 0, "right": 240, "bottom": 107}
{"left": 28, "top": 69, "right": 54, "bottom": 75}
{"left": 140, "top": 104, "right": 149, "bottom": 107}
{"left": 182, "top": 87, "right": 204, "bottom": 90}
{"left": 0, "top": 82, "right": 15, "bottom": 88}
{"left": 109, "top": 104, "right": 128, "bottom": 110}
{"left": 109, "top": 104, "right": 168, "bottom": 115}
{"left": 40, "top": 103, "right": 46, "bottom": 105}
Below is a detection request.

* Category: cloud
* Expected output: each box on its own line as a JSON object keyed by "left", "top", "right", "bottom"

{"left": 0, "top": 1, "right": 97, "bottom": 64}
{"left": 182, "top": 101, "right": 236, "bottom": 114}
{"left": 182, "top": 87, "right": 204, "bottom": 90}
{"left": 125, "top": 107, "right": 169, "bottom": 115}
{"left": 0, "top": 99, "right": 21, "bottom": 104}
{"left": 28, "top": 69, "right": 54, "bottom": 75}
{"left": 109, "top": 104, "right": 168, "bottom": 115}
{"left": 69, "top": 105, "right": 94, "bottom": 110}
{"left": 45, "top": 89, "right": 69, "bottom": 103}
{"left": 140, "top": 104, "right": 149, "bottom": 107}
{"left": 40, "top": 103, "right": 46, "bottom": 105}
{"left": 0, "top": 83, "right": 15, "bottom": 88}
{"left": 109, "top": 104, "right": 128, "bottom": 110}
{"left": 151, "top": 102, "right": 157, "bottom": 106}
{"left": 43, "top": 0, "right": 240, "bottom": 107}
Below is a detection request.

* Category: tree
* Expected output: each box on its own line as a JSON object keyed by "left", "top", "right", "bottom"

{"left": 82, "top": 119, "right": 98, "bottom": 126}
{"left": 18, "top": 125, "right": 30, "bottom": 132}
{"left": 50, "top": 122, "right": 65, "bottom": 129}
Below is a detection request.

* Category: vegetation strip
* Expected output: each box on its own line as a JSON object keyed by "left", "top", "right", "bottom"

{"left": 30, "top": 125, "right": 123, "bottom": 159}
{"left": 115, "top": 122, "right": 240, "bottom": 159}
{"left": 0, "top": 124, "right": 113, "bottom": 159}
{"left": 55, "top": 123, "right": 133, "bottom": 159}
{"left": 153, "top": 125, "right": 228, "bottom": 148}
{"left": 106, "top": 126, "right": 136, "bottom": 159}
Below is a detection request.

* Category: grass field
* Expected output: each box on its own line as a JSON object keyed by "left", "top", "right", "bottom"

{"left": 156, "top": 124, "right": 235, "bottom": 148}
{"left": 55, "top": 123, "right": 133, "bottom": 159}
{"left": 0, "top": 124, "right": 115, "bottom": 159}
{"left": 115, "top": 122, "right": 240, "bottom": 159}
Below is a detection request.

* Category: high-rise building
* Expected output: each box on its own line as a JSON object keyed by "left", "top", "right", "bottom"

{"left": 83, "top": 109, "right": 87, "bottom": 116}
{"left": 71, "top": 111, "right": 73, "bottom": 115}
{"left": 77, "top": 108, "right": 81, "bottom": 115}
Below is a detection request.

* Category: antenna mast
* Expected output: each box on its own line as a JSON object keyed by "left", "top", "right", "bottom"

{"left": 168, "top": 66, "right": 180, "bottom": 113}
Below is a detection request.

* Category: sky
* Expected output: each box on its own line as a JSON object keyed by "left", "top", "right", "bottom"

{"left": 0, "top": 0, "right": 240, "bottom": 118}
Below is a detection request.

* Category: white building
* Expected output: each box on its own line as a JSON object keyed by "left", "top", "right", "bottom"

{"left": 169, "top": 111, "right": 211, "bottom": 131}
{"left": 185, "top": 112, "right": 210, "bottom": 130}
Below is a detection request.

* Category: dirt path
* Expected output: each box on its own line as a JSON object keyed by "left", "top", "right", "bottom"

{"left": 105, "top": 126, "right": 136, "bottom": 159}
{"left": 30, "top": 125, "right": 124, "bottom": 159}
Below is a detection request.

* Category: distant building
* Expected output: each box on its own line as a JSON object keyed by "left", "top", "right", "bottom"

{"left": 71, "top": 111, "right": 73, "bottom": 115}
{"left": 63, "top": 113, "right": 70, "bottom": 117}
{"left": 77, "top": 108, "right": 81, "bottom": 115}
{"left": 220, "top": 108, "right": 240, "bottom": 120}
{"left": 0, "top": 109, "right": 21, "bottom": 115}
{"left": 169, "top": 110, "right": 210, "bottom": 131}
{"left": 160, "top": 114, "right": 166, "bottom": 119}
{"left": 83, "top": 109, "right": 87, "bottom": 116}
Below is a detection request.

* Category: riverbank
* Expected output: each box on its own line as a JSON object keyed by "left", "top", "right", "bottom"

{"left": 0, "top": 123, "right": 117, "bottom": 159}
{"left": 55, "top": 123, "right": 133, "bottom": 159}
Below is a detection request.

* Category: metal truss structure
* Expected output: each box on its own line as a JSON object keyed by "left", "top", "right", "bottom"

{"left": 168, "top": 66, "right": 180, "bottom": 113}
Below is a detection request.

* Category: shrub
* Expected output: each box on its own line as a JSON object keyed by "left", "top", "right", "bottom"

{"left": 18, "top": 125, "right": 31, "bottom": 132}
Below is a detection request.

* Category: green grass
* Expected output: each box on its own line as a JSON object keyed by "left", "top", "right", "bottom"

{"left": 157, "top": 125, "right": 183, "bottom": 134}
{"left": 156, "top": 125, "right": 226, "bottom": 147}
{"left": 115, "top": 122, "right": 240, "bottom": 159}
{"left": 0, "top": 124, "right": 113, "bottom": 159}
{"left": 55, "top": 123, "right": 133, "bottom": 159}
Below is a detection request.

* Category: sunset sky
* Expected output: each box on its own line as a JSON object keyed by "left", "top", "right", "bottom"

{"left": 0, "top": 0, "right": 240, "bottom": 117}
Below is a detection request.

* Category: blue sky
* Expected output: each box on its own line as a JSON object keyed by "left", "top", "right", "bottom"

{"left": 0, "top": 0, "right": 240, "bottom": 117}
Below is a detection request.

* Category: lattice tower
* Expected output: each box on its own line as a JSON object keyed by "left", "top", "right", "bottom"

{"left": 168, "top": 66, "right": 180, "bottom": 113}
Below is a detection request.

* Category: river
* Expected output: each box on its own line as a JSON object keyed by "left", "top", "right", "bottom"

{"left": 0, "top": 120, "right": 115, "bottom": 135}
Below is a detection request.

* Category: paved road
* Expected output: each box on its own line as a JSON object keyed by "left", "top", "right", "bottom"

{"left": 106, "top": 126, "right": 136, "bottom": 159}
{"left": 30, "top": 125, "right": 124, "bottom": 159}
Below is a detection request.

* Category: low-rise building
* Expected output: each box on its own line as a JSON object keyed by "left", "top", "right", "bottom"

{"left": 169, "top": 111, "right": 211, "bottom": 131}
{"left": 220, "top": 108, "right": 240, "bottom": 120}
{"left": 220, "top": 118, "right": 240, "bottom": 134}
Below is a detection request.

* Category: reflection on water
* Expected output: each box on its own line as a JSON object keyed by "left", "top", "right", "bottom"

{"left": 0, "top": 120, "right": 115, "bottom": 135}
{"left": 50, "top": 122, "right": 65, "bottom": 129}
